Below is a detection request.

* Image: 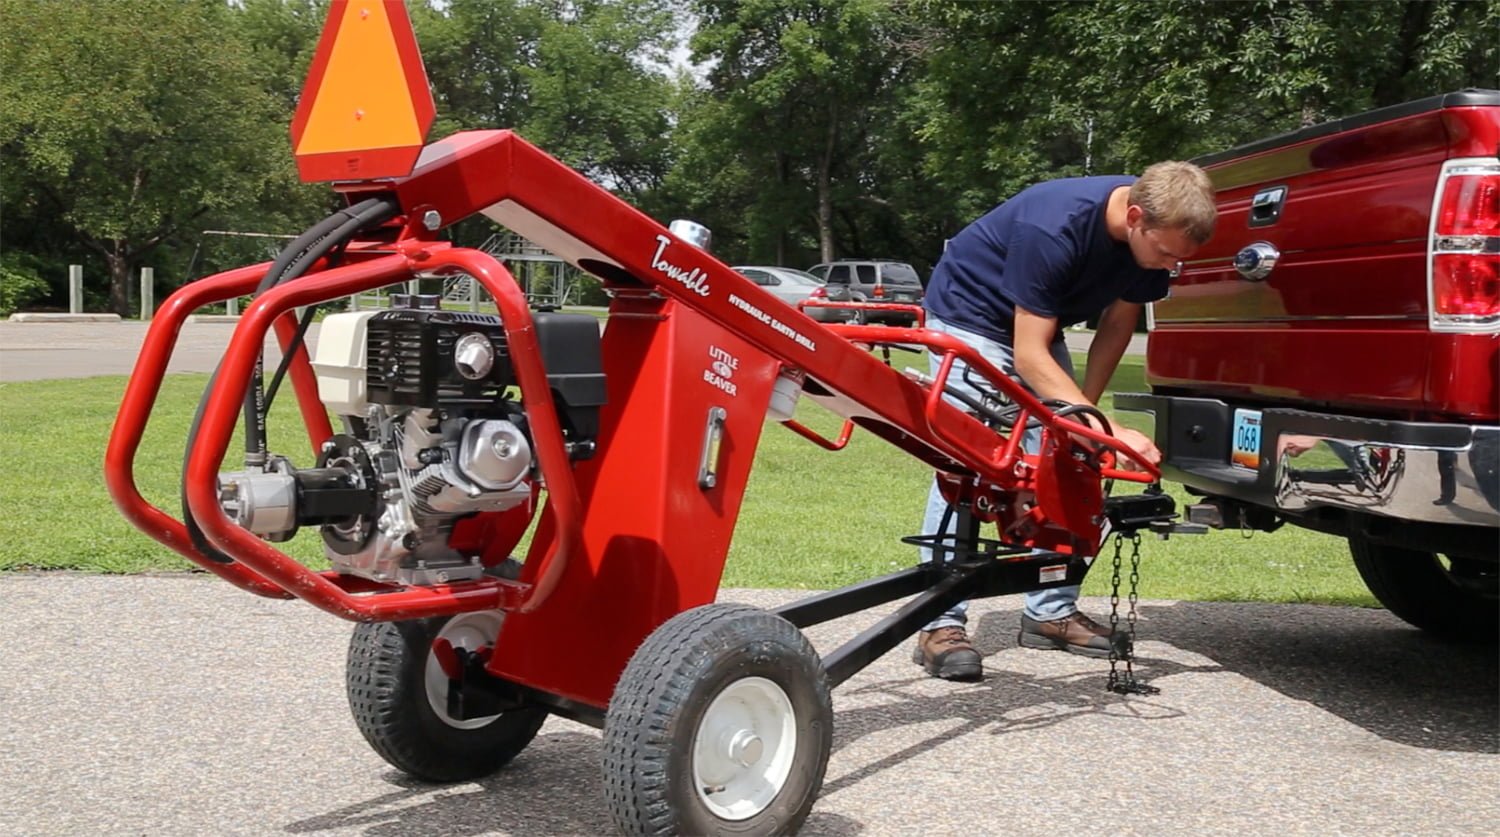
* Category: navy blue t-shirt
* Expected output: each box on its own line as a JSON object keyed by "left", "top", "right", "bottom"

{"left": 925, "top": 176, "right": 1170, "bottom": 342}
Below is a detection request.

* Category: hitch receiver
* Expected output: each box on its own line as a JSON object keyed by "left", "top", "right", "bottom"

{"left": 1104, "top": 488, "right": 1207, "bottom": 537}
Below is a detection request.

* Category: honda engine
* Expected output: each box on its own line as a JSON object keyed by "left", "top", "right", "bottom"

{"left": 216, "top": 299, "right": 604, "bottom": 587}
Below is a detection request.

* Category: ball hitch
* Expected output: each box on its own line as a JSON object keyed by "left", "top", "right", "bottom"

{"left": 1103, "top": 485, "right": 1208, "bottom": 538}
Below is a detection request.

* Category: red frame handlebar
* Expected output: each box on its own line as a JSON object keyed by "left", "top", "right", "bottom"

{"left": 822, "top": 323, "right": 1159, "bottom": 484}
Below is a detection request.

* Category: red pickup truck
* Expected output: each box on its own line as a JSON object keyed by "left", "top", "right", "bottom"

{"left": 1117, "top": 89, "right": 1499, "bottom": 640}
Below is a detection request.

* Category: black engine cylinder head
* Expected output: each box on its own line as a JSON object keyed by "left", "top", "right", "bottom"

{"left": 365, "top": 309, "right": 513, "bottom": 410}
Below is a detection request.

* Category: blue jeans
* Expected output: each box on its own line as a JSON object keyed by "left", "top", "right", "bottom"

{"left": 920, "top": 316, "right": 1079, "bottom": 630}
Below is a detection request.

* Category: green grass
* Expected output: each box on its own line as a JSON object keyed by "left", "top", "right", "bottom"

{"left": 728, "top": 353, "right": 1373, "bottom": 606}
{"left": 0, "top": 354, "right": 1374, "bottom": 606}
{"left": 0, "top": 375, "right": 339, "bottom": 572}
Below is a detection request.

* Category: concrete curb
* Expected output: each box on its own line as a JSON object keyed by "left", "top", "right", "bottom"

{"left": 7, "top": 313, "right": 122, "bottom": 323}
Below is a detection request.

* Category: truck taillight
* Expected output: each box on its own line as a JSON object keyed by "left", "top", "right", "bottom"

{"left": 1438, "top": 173, "right": 1500, "bottom": 235}
{"left": 873, "top": 284, "right": 885, "bottom": 299}
{"left": 1432, "top": 255, "right": 1499, "bottom": 318}
{"left": 1429, "top": 159, "right": 1500, "bottom": 331}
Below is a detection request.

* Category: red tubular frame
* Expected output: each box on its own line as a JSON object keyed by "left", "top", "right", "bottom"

{"left": 178, "top": 244, "right": 584, "bottom": 621}
{"left": 782, "top": 418, "right": 856, "bottom": 451}
{"left": 106, "top": 261, "right": 298, "bottom": 598}
{"left": 822, "top": 323, "right": 1158, "bottom": 484}
{"left": 108, "top": 242, "right": 584, "bottom": 621}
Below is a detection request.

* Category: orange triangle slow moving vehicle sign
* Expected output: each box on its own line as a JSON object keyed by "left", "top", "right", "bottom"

{"left": 291, "top": 0, "right": 436, "bottom": 182}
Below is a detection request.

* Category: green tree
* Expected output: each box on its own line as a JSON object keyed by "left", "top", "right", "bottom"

{"left": 237, "top": 0, "right": 329, "bottom": 113}
{"left": 902, "top": 0, "right": 1500, "bottom": 208}
{"left": 522, "top": 0, "right": 678, "bottom": 195}
{"left": 1, "top": 0, "right": 304, "bottom": 315}
{"left": 1047, "top": 0, "right": 1498, "bottom": 166}
{"left": 0, "top": 252, "right": 50, "bottom": 316}
{"left": 413, "top": 0, "right": 547, "bottom": 139}
{"left": 681, "top": 0, "right": 904, "bottom": 264}
{"left": 894, "top": 1, "right": 1074, "bottom": 221}
{"left": 403, "top": 0, "right": 678, "bottom": 253}
{"left": 410, "top": 0, "right": 677, "bottom": 193}
{"left": 225, "top": 0, "right": 341, "bottom": 269}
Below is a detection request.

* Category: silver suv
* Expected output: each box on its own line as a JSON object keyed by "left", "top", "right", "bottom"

{"left": 806, "top": 260, "right": 924, "bottom": 325}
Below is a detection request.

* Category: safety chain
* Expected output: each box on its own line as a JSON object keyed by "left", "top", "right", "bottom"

{"left": 1106, "top": 531, "right": 1159, "bottom": 695}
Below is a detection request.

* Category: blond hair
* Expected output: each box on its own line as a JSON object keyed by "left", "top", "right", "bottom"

{"left": 1129, "top": 161, "right": 1217, "bottom": 244}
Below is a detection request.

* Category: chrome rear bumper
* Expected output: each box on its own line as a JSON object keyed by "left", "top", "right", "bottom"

{"left": 1115, "top": 393, "right": 1499, "bottom": 528}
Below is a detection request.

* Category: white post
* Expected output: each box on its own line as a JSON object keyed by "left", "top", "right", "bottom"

{"left": 227, "top": 296, "right": 239, "bottom": 316}
{"left": 139, "top": 267, "right": 154, "bottom": 321}
{"left": 68, "top": 265, "right": 83, "bottom": 314}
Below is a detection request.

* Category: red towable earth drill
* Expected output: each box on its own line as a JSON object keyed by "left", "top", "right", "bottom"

{"left": 105, "top": 3, "right": 1184, "bottom": 833}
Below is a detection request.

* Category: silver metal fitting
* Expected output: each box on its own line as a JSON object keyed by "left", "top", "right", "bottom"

{"left": 453, "top": 332, "right": 495, "bottom": 380}
{"left": 669, "top": 219, "right": 712, "bottom": 251}
{"left": 218, "top": 469, "right": 298, "bottom": 537}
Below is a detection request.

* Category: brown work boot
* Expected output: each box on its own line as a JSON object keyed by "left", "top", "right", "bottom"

{"left": 911, "top": 625, "right": 983, "bottom": 681}
{"left": 1017, "top": 612, "right": 1128, "bottom": 659}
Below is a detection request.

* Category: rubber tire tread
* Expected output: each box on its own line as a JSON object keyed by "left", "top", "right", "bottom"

{"left": 601, "top": 603, "right": 833, "bottom": 836}
{"left": 1349, "top": 535, "right": 1499, "bottom": 642}
{"left": 346, "top": 618, "right": 547, "bottom": 782}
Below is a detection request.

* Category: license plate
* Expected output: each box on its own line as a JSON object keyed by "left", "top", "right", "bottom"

{"left": 1230, "top": 409, "right": 1262, "bottom": 470}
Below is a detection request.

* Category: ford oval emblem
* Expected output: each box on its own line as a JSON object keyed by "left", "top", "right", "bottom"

{"left": 1234, "top": 241, "right": 1280, "bottom": 281}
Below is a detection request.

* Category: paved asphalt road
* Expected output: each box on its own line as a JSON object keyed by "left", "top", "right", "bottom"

{"left": 0, "top": 576, "right": 1496, "bottom": 836}
{"left": 1, "top": 320, "right": 314, "bottom": 382}
{"left": 1, "top": 319, "right": 1493, "bottom": 835}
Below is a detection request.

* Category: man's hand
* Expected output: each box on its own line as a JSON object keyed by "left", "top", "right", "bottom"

{"left": 1110, "top": 426, "right": 1161, "bottom": 471}
{"left": 1063, "top": 414, "right": 1160, "bottom": 471}
{"left": 1011, "top": 304, "right": 1160, "bottom": 471}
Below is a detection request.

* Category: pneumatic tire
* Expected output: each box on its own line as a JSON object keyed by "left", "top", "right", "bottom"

{"left": 1349, "top": 534, "right": 1499, "bottom": 642}
{"left": 346, "top": 613, "right": 547, "bottom": 782}
{"left": 602, "top": 603, "right": 833, "bottom": 836}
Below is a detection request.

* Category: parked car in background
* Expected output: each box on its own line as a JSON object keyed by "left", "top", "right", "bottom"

{"left": 806, "top": 260, "right": 924, "bottom": 325}
{"left": 732, "top": 265, "right": 826, "bottom": 308}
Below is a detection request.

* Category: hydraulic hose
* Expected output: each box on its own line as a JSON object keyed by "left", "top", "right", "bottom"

{"left": 180, "top": 196, "right": 402, "bottom": 563}
{"left": 245, "top": 197, "right": 402, "bottom": 458}
{"left": 261, "top": 220, "right": 367, "bottom": 408}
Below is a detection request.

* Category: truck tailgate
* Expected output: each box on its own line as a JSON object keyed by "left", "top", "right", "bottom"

{"left": 1150, "top": 104, "right": 1500, "bottom": 420}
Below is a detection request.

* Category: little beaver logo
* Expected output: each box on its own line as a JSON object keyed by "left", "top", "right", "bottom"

{"left": 651, "top": 235, "right": 711, "bottom": 297}
{"left": 705, "top": 345, "right": 738, "bottom": 396}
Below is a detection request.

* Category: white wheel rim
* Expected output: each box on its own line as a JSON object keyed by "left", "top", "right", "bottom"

{"left": 424, "top": 610, "right": 504, "bottom": 729}
{"left": 692, "top": 676, "right": 798, "bottom": 821}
